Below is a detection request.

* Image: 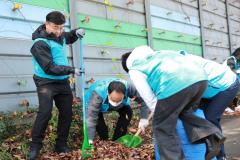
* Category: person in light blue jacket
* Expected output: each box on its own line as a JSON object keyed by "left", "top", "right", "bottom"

{"left": 121, "top": 46, "right": 225, "bottom": 160}
{"left": 228, "top": 47, "right": 240, "bottom": 80}
{"left": 180, "top": 51, "right": 240, "bottom": 160}
{"left": 232, "top": 47, "right": 240, "bottom": 66}
{"left": 224, "top": 56, "right": 240, "bottom": 79}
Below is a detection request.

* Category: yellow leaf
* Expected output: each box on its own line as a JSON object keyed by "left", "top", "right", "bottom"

{"left": 104, "top": 0, "right": 112, "bottom": 11}
{"left": 105, "top": 41, "right": 113, "bottom": 46}
{"left": 111, "top": 58, "right": 117, "bottom": 62}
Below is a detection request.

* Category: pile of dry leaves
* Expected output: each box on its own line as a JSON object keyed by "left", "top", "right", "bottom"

{"left": 0, "top": 105, "right": 155, "bottom": 160}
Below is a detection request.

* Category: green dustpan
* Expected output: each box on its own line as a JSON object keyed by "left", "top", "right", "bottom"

{"left": 117, "top": 113, "right": 154, "bottom": 148}
{"left": 116, "top": 133, "right": 142, "bottom": 148}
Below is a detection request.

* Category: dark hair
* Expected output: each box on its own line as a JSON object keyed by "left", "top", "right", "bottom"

{"left": 121, "top": 52, "right": 132, "bottom": 73}
{"left": 46, "top": 11, "right": 66, "bottom": 25}
{"left": 232, "top": 47, "right": 240, "bottom": 57}
{"left": 108, "top": 81, "right": 126, "bottom": 94}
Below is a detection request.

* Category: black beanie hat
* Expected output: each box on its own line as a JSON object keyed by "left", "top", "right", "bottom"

{"left": 46, "top": 11, "right": 66, "bottom": 25}
{"left": 121, "top": 52, "right": 132, "bottom": 73}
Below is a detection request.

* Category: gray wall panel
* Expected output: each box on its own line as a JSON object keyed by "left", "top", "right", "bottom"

{"left": 179, "top": 0, "right": 198, "bottom": 8}
{"left": 0, "top": 57, "right": 73, "bottom": 76}
{"left": 205, "top": 46, "right": 230, "bottom": 62}
{"left": 85, "top": 59, "right": 125, "bottom": 75}
{"left": 150, "top": 0, "right": 198, "bottom": 11}
{"left": 0, "top": 38, "right": 72, "bottom": 57}
{"left": 202, "top": 0, "right": 226, "bottom": 17}
{"left": 0, "top": 93, "right": 38, "bottom": 112}
{"left": 0, "top": 57, "right": 33, "bottom": 75}
{"left": 0, "top": 38, "right": 32, "bottom": 55}
{"left": 228, "top": 5, "right": 240, "bottom": 22}
{"left": 150, "top": 0, "right": 198, "bottom": 17}
{"left": 0, "top": 43, "right": 72, "bottom": 98}
{"left": 232, "top": 35, "right": 240, "bottom": 51}
{"left": 229, "top": 0, "right": 240, "bottom": 8}
{"left": 84, "top": 45, "right": 131, "bottom": 59}
{"left": 204, "top": 29, "right": 229, "bottom": 48}
{"left": 76, "top": 0, "right": 145, "bottom": 25}
{"left": 0, "top": 56, "right": 73, "bottom": 94}
{"left": 200, "top": 0, "right": 236, "bottom": 62}
{"left": 0, "top": 76, "right": 35, "bottom": 93}
{"left": 85, "top": 0, "right": 145, "bottom": 13}
{"left": 106, "top": 7, "right": 145, "bottom": 25}
{"left": 229, "top": 20, "right": 240, "bottom": 36}
{"left": 202, "top": 11, "right": 228, "bottom": 33}
{"left": 84, "top": 74, "right": 129, "bottom": 88}
{"left": 76, "top": 0, "right": 107, "bottom": 18}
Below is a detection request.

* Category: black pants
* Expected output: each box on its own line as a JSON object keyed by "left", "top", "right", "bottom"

{"left": 153, "top": 81, "right": 221, "bottom": 160}
{"left": 30, "top": 82, "right": 73, "bottom": 148}
{"left": 96, "top": 106, "right": 133, "bottom": 141}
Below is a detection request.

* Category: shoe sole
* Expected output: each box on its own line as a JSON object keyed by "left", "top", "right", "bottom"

{"left": 54, "top": 149, "right": 72, "bottom": 154}
{"left": 205, "top": 136, "right": 223, "bottom": 160}
{"left": 218, "top": 137, "right": 226, "bottom": 144}
{"left": 205, "top": 148, "right": 221, "bottom": 160}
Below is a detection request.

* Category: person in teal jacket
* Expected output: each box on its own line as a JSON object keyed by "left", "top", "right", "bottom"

{"left": 180, "top": 51, "right": 240, "bottom": 160}
{"left": 121, "top": 46, "right": 225, "bottom": 160}
{"left": 230, "top": 47, "right": 240, "bottom": 79}
{"left": 28, "top": 11, "right": 85, "bottom": 160}
{"left": 232, "top": 47, "right": 240, "bottom": 64}
{"left": 85, "top": 78, "right": 149, "bottom": 143}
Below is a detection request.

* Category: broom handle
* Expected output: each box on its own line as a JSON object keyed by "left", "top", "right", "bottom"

{"left": 134, "top": 128, "right": 142, "bottom": 137}
{"left": 134, "top": 112, "right": 154, "bottom": 136}
{"left": 80, "top": 40, "right": 86, "bottom": 124}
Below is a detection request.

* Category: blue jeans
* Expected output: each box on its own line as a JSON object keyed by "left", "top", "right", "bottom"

{"left": 200, "top": 79, "right": 240, "bottom": 158}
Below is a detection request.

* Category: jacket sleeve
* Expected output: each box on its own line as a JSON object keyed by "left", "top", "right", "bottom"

{"left": 127, "top": 81, "right": 149, "bottom": 119}
{"left": 63, "top": 28, "right": 79, "bottom": 44}
{"left": 129, "top": 70, "right": 157, "bottom": 112}
{"left": 31, "top": 40, "right": 75, "bottom": 76}
{"left": 86, "top": 91, "right": 103, "bottom": 141}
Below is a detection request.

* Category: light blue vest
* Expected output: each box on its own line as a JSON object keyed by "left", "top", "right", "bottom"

{"left": 32, "top": 38, "right": 69, "bottom": 80}
{"left": 180, "top": 51, "right": 237, "bottom": 98}
{"left": 129, "top": 51, "right": 207, "bottom": 100}
{"left": 85, "top": 78, "right": 130, "bottom": 112}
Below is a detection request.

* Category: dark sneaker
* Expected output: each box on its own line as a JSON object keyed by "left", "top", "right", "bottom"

{"left": 27, "top": 147, "right": 40, "bottom": 160}
{"left": 54, "top": 145, "right": 72, "bottom": 153}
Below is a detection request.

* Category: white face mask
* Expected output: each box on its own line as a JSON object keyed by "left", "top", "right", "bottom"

{"left": 108, "top": 98, "right": 123, "bottom": 107}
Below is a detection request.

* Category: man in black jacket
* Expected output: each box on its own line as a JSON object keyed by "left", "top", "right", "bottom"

{"left": 28, "top": 11, "right": 85, "bottom": 160}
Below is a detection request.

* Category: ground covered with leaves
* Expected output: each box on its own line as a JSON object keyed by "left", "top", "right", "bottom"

{"left": 0, "top": 103, "right": 154, "bottom": 160}
{"left": 2, "top": 101, "right": 240, "bottom": 160}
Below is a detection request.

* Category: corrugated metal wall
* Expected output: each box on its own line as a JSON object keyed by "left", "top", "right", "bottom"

{"left": 69, "top": 0, "right": 147, "bottom": 97}
{"left": 202, "top": 0, "right": 229, "bottom": 62}
{"left": 150, "top": 0, "right": 202, "bottom": 56}
{"left": 0, "top": 0, "right": 240, "bottom": 111}
{"left": 228, "top": 0, "right": 240, "bottom": 57}
{"left": 200, "top": 0, "right": 240, "bottom": 62}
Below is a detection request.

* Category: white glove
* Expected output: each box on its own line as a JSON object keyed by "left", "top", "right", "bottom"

{"left": 74, "top": 68, "right": 81, "bottom": 76}
{"left": 89, "top": 139, "right": 93, "bottom": 144}
{"left": 76, "top": 28, "right": 85, "bottom": 38}
{"left": 138, "top": 118, "right": 149, "bottom": 132}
